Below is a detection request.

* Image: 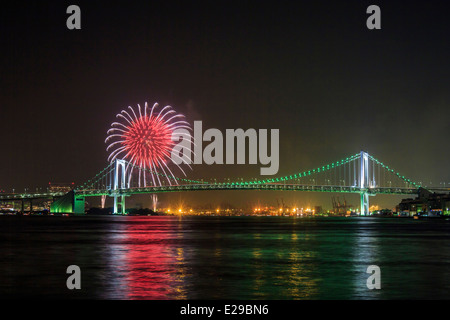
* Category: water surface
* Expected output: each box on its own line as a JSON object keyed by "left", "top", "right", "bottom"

{"left": 1, "top": 215, "right": 449, "bottom": 299}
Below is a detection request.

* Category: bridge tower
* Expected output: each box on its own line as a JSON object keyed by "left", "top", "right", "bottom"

{"left": 359, "top": 150, "right": 370, "bottom": 216}
{"left": 113, "top": 159, "right": 126, "bottom": 215}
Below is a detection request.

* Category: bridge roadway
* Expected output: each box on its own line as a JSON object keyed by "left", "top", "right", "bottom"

{"left": 74, "top": 183, "right": 421, "bottom": 197}
{"left": 2, "top": 185, "right": 448, "bottom": 201}
{"left": 0, "top": 191, "right": 67, "bottom": 201}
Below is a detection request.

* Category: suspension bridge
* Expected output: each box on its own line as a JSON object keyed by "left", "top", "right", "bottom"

{"left": 1, "top": 151, "right": 443, "bottom": 215}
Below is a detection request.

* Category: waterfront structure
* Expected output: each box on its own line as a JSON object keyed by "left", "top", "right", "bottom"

{"left": 397, "top": 188, "right": 450, "bottom": 216}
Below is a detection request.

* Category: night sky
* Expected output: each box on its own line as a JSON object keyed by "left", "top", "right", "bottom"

{"left": 1, "top": 0, "right": 449, "bottom": 210}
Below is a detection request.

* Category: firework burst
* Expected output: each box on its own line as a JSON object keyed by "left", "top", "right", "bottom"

{"left": 105, "top": 102, "right": 192, "bottom": 187}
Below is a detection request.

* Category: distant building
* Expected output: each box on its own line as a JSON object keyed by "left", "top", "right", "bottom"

{"left": 397, "top": 188, "right": 450, "bottom": 217}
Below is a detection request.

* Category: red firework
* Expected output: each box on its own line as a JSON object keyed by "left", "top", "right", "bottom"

{"left": 123, "top": 115, "right": 174, "bottom": 168}
{"left": 106, "top": 102, "right": 192, "bottom": 186}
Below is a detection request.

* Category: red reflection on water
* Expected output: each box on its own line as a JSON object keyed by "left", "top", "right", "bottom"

{"left": 123, "top": 217, "right": 187, "bottom": 299}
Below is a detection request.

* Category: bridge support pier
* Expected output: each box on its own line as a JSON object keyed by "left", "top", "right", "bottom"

{"left": 359, "top": 151, "right": 370, "bottom": 216}
{"left": 360, "top": 191, "right": 369, "bottom": 216}
{"left": 113, "top": 159, "right": 127, "bottom": 215}
{"left": 113, "top": 195, "right": 126, "bottom": 215}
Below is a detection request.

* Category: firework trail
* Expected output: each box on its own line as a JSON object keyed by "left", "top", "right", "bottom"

{"left": 152, "top": 194, "right": 158, "bottom": 212}
{"left": 105, "top": 102, "right": 192, "bottom": 187}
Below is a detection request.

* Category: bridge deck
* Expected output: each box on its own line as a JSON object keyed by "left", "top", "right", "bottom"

{"left": 74, "top": 184, "right": 420, "bottom": 197}
{"left": 0, "top": 184, "right": 429, "bottom": 201}
{"left": 0, "top": 192, "right": 67, "bottom": 201}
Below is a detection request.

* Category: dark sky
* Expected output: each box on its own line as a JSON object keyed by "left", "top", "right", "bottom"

{"left": 1, "top": 0, "right": 449, "bottom": 209}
